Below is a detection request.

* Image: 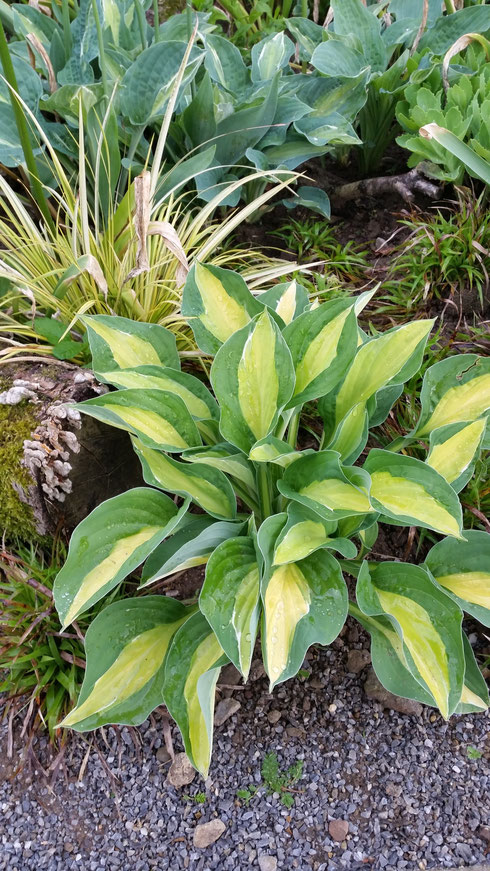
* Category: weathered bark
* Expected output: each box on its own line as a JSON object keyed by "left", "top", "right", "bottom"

{"left": 0, "top": 361, "right": 143, "bottom": 538}
{"left": 332, "top": 169, "right": 441, "bottom": 208}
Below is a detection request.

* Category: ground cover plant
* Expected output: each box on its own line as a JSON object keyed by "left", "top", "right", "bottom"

{"left": 50, "top": 263, "right": 489, "bottom": 776}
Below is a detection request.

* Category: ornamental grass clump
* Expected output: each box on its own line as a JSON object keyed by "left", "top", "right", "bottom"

{"left": 53, "top": 264, "right": 490, "bottom": 774}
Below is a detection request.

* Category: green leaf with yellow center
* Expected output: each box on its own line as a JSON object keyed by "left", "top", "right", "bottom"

{"left": 211, "top": 310, "right": 295, "bottom": 453}
{"left": 54, "top": 488, "right": 187, "bottom": 627}
{"left": 356, "top": 561, "right": 465, "bottom": 718}
{"left": 273, "top": 503, "right": 357, "bottom": 564}
{"left": 364, "top": 449, "right": 463, "bottom": 539}
{"left": 426, "top": 418, "right": 486, "bottom": 492}
{"left": 100, "top": 366, "right": 218, "bottom": 421}
{"left": 425, "top": 530, "right": 490, "bottom": 627}
{"left": 164, "top": 612, "right": 228, "bottom": 775}
{"left": 258, "top": 280, "right": 309, "bottom": 326}
{"left": 60, "top": 597, "right": 190, "bottom": 730}
{"left": 278, "top": 450, "right": 374, "bottom": 521}
{"left": 82, "top": 314, "right": 180, "bottom": 374}
{"left": 415, "top": 354, "right": 490, "bottom": 440}
{"left": 76, "top": 389, "right": 202, "bottom": 452}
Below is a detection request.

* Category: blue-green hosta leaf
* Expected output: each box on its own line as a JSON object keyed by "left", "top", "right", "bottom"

{"left": 311, "top": 40, "right": 368, "bottom": 78}
{"left": 0, "top": 56, "right": 42, "bottom": 166}
{"left": 258, "top": 515, "right": 348, "bottom": 689}
{"left": 182, "top": 263, "right": 263, "bottom": 355}
{"left": 96, "top": 366, "right": 218, "bottom": 421}
{"left": 181, "top": 73, "right": 216, "bottom": 151}
{"left": 249, "top": 436, "right": 307, "bottom": 468}
{"left": 60, "top": 597, "right": 190, "bottom": 730}
{"left": 134, "top": 438, "right": 236, "bottom": 520}
{"left": 251, "top": 32, "right": 295, "bottom": 83}
{"left": 273, "top": 503, "right": 357, "bottom": 565}
{"left": 419, "top": 6, "right": 490, "bottom": 55}
{"left": 141, "top": 517, "right": 246, "bottom": 587}
{"left": 76, "top": 389, "right": 202, "bottom": 452}
{"left": 257, "top": 281, "right": 310, "bottom": 326}
{"left": 425, "top": 419, "right": 486, "bottom": 492}
{"left": 282, "top": 186, "right": 331, "bottom": 219}
{"left": 12, "top": 4, "right": 57, "bottom": 45}
{"left": 54, "top": 488, "right": 187, "bottom": 627}
{"left": 211, "top": 310, "right": 295, "bottom": 453}
{"left": 119, "top": 41, "right": 204, "bottom": 125}
{"left": 414, "top": 355, "right": 490, "bottom": 446}
{"left": 357, "top": 561, "right": 465, "bottom": 718}
{"left": 425, "top": 531, "right": 490, "bottom": 628}
{"left": 363, "top": 449, "right": 463, "bottom": 539}
{"left": 278, "top": 450, "right": 374, "bottom": 522}
{"left": 262, "top": 136, "right": 330, "bottom": 170}
{"left": 181, "top": 444, "right": 256, "bottom": 492}
{"left": 214, "top": 75, "right": 279, "bottom": 166}
{"left": 294, "top": 111, "right": 361, "bottom": 148}
{"left": 163, "top": 612, "right": 228, "bottom": 775}
{"left": 298, "top": 73, "right": 370, "bottom": 125}
{"left": 286, "top": 17, "right": 327, "bottom": 61}
{"left": 82, "top": 315, "right": 180, "bottom": 375}
{"left": 282, "top": 298, "right": 358, "bottom": 408}
{"left": 331, "top": 0, "right": 388, "bottom": 72}
{"left": 204, "top": 33, "right": 249, "bottom": 95}
{"left": 200, "top": 537, "right": 261, "bottom": 679}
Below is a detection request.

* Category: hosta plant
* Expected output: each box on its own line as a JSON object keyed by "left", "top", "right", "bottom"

{"left": 54, "top": 264, "right": 490, "bottom": 774}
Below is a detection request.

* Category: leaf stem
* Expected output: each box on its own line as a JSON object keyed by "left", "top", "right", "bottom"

{"left": 287, "top": 410, "right": 300, "bottom": 449}
{"left": 257, "top": 464, "right": 272, "bottom": 522}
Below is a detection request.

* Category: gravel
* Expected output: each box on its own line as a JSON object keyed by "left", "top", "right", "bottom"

{"left": 1, "top": 624, "right": 489, "bottom": 871}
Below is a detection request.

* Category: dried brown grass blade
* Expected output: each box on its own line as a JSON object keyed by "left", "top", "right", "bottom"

{"left": 26, "top": 33, "right": 57, "bottom": 93}
{"left": 124, "top": 171, "right": 151, "bottom": 283}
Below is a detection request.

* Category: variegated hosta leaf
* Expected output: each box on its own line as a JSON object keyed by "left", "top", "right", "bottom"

{"left": 356, "top": 561, "right": 465, "bottom": 718}
{"left": 134, "top": 438, "right": 237, "bottom": 520}
{"left": 99, "top": 365, "right": 219, "bottom": 421}
{"left": 163, "top": 612, "right": 228, "bottom": 775}
{"left": 140, "top": 516, "right": 246, "bottom": 586}
{"left": 249, "top": 435, "right": 307, "bottom": 468}
{"left": 424, "top": 531, "right": 490, "bottom": 627}
{"left": 200, "top": 537, "right": 261, "bottom": 679}
{"left": 273, "top": 503, "right": 357, "bottom": 564}
{"left": 60, "top": 598, "right": 190, "bottom": 730}
{"left": 426, "top": 419, "right": 486, "bottom": 492}
{"left": 456, "top": 635, "right": 489, "bottom": 714}
{"left": 211, "top": 310, "right": 295, "bottom": 453}
{"left": 182, "top": 443, "right": 256, "bottom": 492}
{"left": 82, "top": 314, "right": 180, "bottom": 375}
{"left": 282, "top": 298, "right": 357, "bottom": 408}
{"left": 363, "top": 449, "right": 463, "bottom": 539}
{"left": 257, "top": 280, "right": 309, "bottom": 326}
{"left": 54, "top": 488, "right": 187, "bottom": 627}
{"left": 258, "top": 514, "right": 348, "bottom": 689}
{"left": 329, "top": 319, "right": 434, "bottom": 434}
{"left": 76, "top": 389, "right": 202, "bottom": 452}
{"left": 182, "top": 262, "right": 263, "bottom": 355}
{"left": 415, "top": 355, "right": 490, "bottom": 445}
{"left": 278, "top": 450, "right": 374, "bottom": 521}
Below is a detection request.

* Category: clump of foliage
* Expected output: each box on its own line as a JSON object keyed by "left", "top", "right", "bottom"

{"left": 51, "top": 263, "right": 489, "bottom": 776}
{"left": 236, "top": 750, "right": 303, "bottom": 808}
{"left": 271, "top": 219, "right": 369, "bottom": 282}
{"left": 0, "top": 402, "right": 40, "bottom": 540}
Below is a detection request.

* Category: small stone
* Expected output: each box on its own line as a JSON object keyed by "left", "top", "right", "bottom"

{"left": 286, "top": 726, "right": 304, "bottom": 738}
{"left": 249, "top": 660, "right": 266, "bottom": 681}
{"left": 166, "top": 752, "right": 196, "bottom": 789}
{"left": 258, "top": 856, "right": 278, "bottom": 871}
{"left": 346, "top": 649, "right": 371, "bottom": 674}
{"left": 214, "top": 698, "right": 241, "bottom": 727}
{"left": 64, "top": 843, "right": 74, "bottom": 853}
{"left": 328, "top": 703, "right": 337, "bottom": 713}
{"left": 268, "top": 710, "right": 282, "bottom": 725}
{"left": 193, "top": 818, "right": 226, "bottom": 848}
{"left": 219, "top": 663, "right": 241, "bottom": 686}
{"left": 479, "top": 826, "right": 490, "bottom": 842}
{"left": 156, "top": 747, "right": 171, "bottom": 764}
{"left": 329, "top": 819, "right": 349, "bottom": 842}
{"left": 364, "top": 669, "right": 423, "bottom": 716}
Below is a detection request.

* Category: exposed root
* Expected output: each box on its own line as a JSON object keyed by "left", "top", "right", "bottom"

{"left": 332, "top": 169, "right": 441, "bottom": 208}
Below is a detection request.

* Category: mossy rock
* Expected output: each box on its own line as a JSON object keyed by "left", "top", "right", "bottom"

{"left": 0, "top": 401, "right": 41, "bottom": 540}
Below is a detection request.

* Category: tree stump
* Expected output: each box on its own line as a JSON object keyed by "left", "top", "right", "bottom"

{"left": 0, "top": 361, "right": 143, "bottom": 539}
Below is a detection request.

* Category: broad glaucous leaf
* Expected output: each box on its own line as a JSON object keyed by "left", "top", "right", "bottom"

{"left": 213, "top": 76, "right": 279, "bottom": 166}
{"left": 163, "top": 612, "right": 228, "bottom": 775}
{"left": 251, "top": 32, "right": 295, "bottom": 83}
{"left": 418, "top": 6, "right": 490, "bottom": 55}
{"left": 425, "top": 531, "right": 490, "bottom": 627}
{"left": 258, "top": 515, "right": 348, "bottom": 689}
{"left": 204, "top": 33, "right": 249, "bottom": 95}
{"left": 363, "top": 449, "right": 463, "bottom": 539}
{"left": 141, "top": 517, "right": 246, "bottom": 586}
{"left": 200, "top": 536, "right": 261, "bottom": 679}
{"left": 134, "top": 438, "right": 237, "bottom": 520}
{"left": 60, "top": 597, "right": 190, "bottom": 730}
{"left": 357, "top": 561, "right": 465, "bottom": 718}
{"left": 54, "top": 488, "right": 188, "bottom": 627}
{"left": 0, "top": 56, "right": 42, "bottom": 166}
{"left": 211, "top": 310, "right": 295, "bottom": 453}
{"left": 82, "top": 315, "right": 180, "bottom": 376}
{"left": 331, "top": 0, "right": 388, "bottom": 72}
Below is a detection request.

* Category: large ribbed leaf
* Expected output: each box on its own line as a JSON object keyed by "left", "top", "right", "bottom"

{"left": 278, "top": 451, "right": 374, "bottom": 522}
{"left": 419, "top": 6, "right": 490, "bottom": 55}
{"left": 357, "top": 561, "right": 465, "bottom": 718}
{"left": 425, "top": 531, "right": 490, "bottom": 628}
{"left": 200, "top": 536, "right": 261, "bottom": 679}
{"left": 82, "top": 315, "right": 180, "bottom": 375}
{"left": 54, "top": 488, "right": 187, "bottom": 627}
{"left": 364, "top": 449, "right": 463, "bottom": 539}
{"left": 331, "top": 0, "right": 388, "bottom": 72}
{"left": 164, "top": 613, "right": 228, "bottom": 775}
{"left": 60, "top": 598, "right": 190, "bottom": 730}
{"left": 211, "top": 310, "right": 295, "bottom": 453}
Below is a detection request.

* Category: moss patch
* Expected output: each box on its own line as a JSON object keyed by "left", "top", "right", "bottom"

{"left": 0, "top": 402, "right": 39, "bottom": 541}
